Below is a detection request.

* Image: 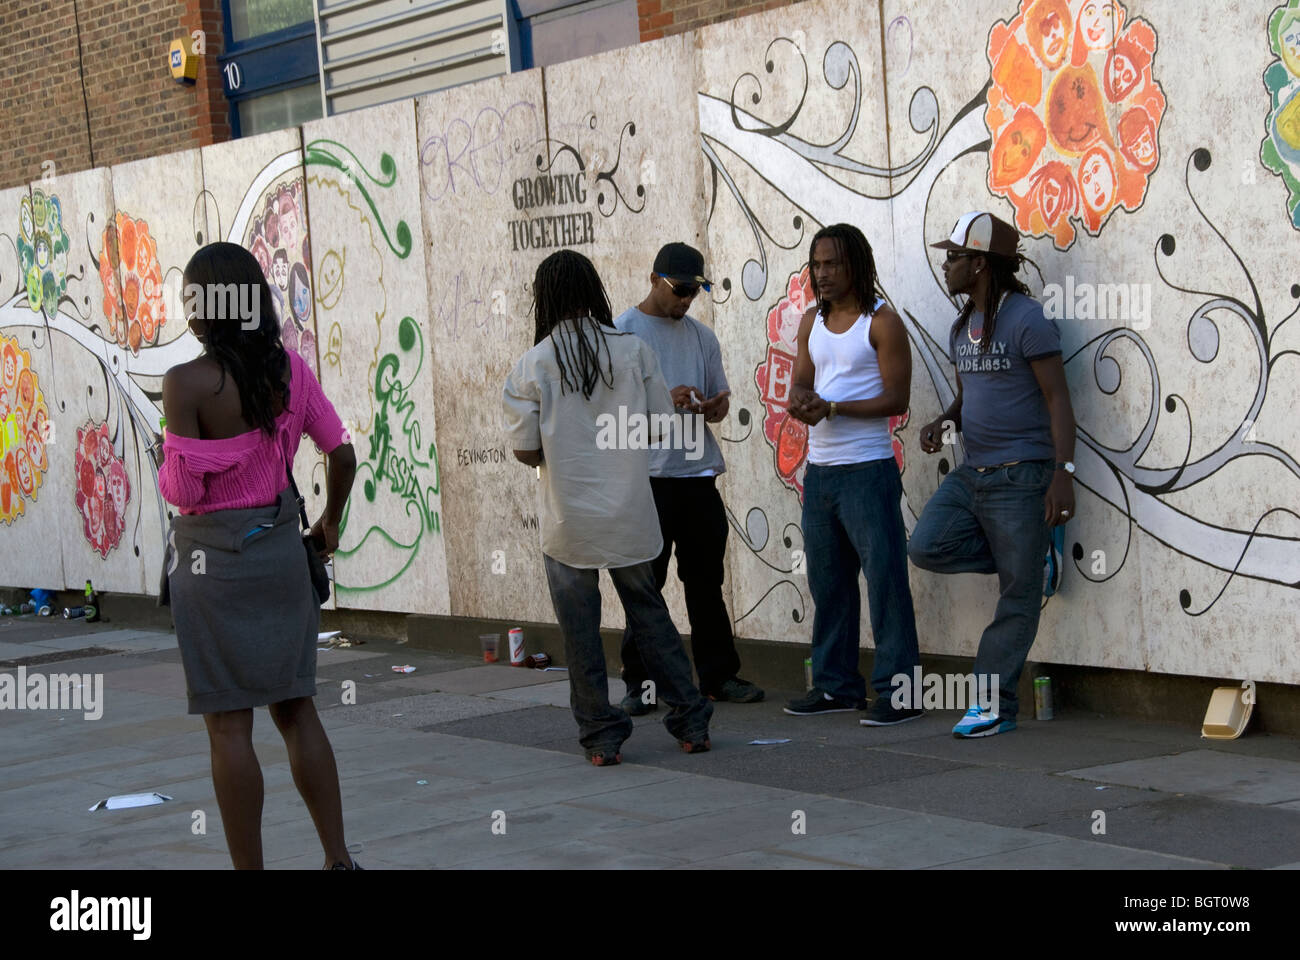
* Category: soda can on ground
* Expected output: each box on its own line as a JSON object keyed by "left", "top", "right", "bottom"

{"left": 509, "top": 627, "right": 526, "bottom": 665}
{"left": 1034, "top": 676, "right": 1054, "bottom": 720}
{"left": 804, "top": 657, "right": 813, "bottom": 691}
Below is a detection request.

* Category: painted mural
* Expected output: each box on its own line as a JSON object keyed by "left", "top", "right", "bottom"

{"left": 0, "top": 0, "right": 1297, "bottom": 685}
{"left": 1263, "top": 0, "right": 1300, "bottom": 229}
{"left": 0, "top": 333, "right": 49, "bottom": 523}
{"left": 985, "top": 0, "right": 1165, "bottom": 248}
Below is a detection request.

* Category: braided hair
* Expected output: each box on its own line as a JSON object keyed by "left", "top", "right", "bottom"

{"left": 951, "top": 252, "right": 1032, "bottom": 353}
{"left": 182, "top": 242, "right": 287, "bottom": 434}
{"left": 531, "top": 249, "right": 616, "bottom": 399}
{"left": 808, "top": 223, "right": 878, "bottom": 319}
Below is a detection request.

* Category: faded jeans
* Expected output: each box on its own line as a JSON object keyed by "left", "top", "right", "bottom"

{"left": 907, "top": 460, "right": 1054, "bottom": 721}
{"left": 803, "top": 458, "right": 921, "bottom": 703}
{"left": 543, "top": 554, "right": 712, "bottom": 753}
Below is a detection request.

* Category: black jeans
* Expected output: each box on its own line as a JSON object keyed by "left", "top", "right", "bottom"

{"left": 620, "top": 476, "right": 742, "bottom": 697}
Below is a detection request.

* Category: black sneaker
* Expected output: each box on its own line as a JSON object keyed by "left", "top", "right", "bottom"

{"left": 709, "top": 677, "right": 765, "bottom": 703}
{"left": 783, "top": 688, "right": 864, "bottom": 716}
{"left": 859, "top": 697, "right": 923, "bottom": 726}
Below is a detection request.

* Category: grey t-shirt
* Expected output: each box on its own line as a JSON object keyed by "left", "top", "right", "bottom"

{"left": 614, "top": 307, "right": 728, "bottom": 477}
{"left": 948, "top": 293, "right": 1060, "bottom": 467}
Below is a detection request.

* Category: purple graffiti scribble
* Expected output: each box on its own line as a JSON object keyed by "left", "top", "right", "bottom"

{"left": 887, "top": 15, "right": 913, "bottom": 77}
{"left": 420, "top": 101, "right": 541, "bottom": 202}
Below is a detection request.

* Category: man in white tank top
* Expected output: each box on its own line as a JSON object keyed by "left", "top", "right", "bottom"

{"left": 782, "top": 225, "right": 923, "bottom": 725}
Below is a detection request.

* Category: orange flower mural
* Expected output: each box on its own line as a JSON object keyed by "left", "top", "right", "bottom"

{"left": 99, "top": 212, "right": 167, "bottom": 354}
{"left": 985, "top": 0, "right": 1165, "bottom": 249}
{"left": 0, "top": 333, "right": 50, "bottom": 524}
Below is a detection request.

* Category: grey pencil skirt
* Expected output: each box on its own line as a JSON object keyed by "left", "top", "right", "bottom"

{"left": 167, "top": 488, "right": 319, "bottom": 715}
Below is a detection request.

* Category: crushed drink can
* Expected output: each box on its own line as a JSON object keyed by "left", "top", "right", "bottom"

{"left": 1034, "top": 676, "right": 1054, "bottom": 720}
{"left": 804, "top": 657, "right": 813, "bottom": 691}
{"left": 509, "top": 627, "right": 526, "bottom": 666}
{"left": 64, "top": 606, "right": 94, "bottom": 620}
{"left": 526, "top": 653, "right": 551, "bottom": 669}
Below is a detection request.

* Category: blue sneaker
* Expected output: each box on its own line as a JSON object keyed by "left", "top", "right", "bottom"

{"left": 952, "top": 705, "right": 1016, "bottom": 738}
{"left": 1043, "top": 525, "right": 1064, "bottom": 597}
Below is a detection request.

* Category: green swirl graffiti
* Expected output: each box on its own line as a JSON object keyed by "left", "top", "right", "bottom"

{"left": 303, "top": 138, "right": 413, "bottom": 258}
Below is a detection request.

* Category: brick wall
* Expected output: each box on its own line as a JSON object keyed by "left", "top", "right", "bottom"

{"left": 638, "top": 0, "right": 805, "bottom": 41}
{"left": 0, "top": 0, "right": 230, "bottom": 192}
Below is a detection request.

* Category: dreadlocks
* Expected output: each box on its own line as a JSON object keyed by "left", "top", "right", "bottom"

{"left": 808, "top": 223, "right": 879, "bottom": 318}
{"left": 531, "top": 249, "right": 616, "bottom": 399}
{"left": 951, "top": 252, "right": 1032, "bottom": 353}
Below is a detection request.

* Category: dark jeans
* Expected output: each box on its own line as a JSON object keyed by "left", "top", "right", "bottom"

{"left": 907, "top": 461, "right": 1053, "bottom": 721}
{"left": 803, "top": 458, "right": 921, "bottom": 703}
{"left": 543, "top": 553, "right": 712, "bottom": 753}
{"left": 621, "top": 476, "right": 742, "bottom": 697}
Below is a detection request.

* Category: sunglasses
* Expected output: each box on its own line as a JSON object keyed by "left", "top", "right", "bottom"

{"left": 658, "top": 273, "right": 711, "bottom": 297}
{"left": 944, "top": 250, "right": 977, "bottom": 263}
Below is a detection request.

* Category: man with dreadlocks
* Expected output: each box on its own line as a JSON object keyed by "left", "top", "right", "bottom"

{"left": 910, "top": 211, "right": 1077, "bottom": 739}
{"left": 782, "top": 224, "right": 923, "bottom": 725}
{"left": 503, "top": 249, "right": 713, "bottom": 766}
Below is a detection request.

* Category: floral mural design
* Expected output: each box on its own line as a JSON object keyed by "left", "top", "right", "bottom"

{"left": 245, "top": 177, "right": 317, "bottom": 375}
{"left": 985, "top": 0, "right": 1166, "bottom": 249}
{"left": 0, "top": 334, "right": 50, "bottom": 524}
{"left": 1262, "top": 0, "right": 1300, "bottom": 229}
{"left": 755, "top": 267, "right": 907, "bottom": 504}
{"left": 99, "top": 212, "right": 166, "bottom": 354}
{"left": 17, "top": 190, "right": 70, "bottom": 317}
{"left": 74, "top": 419, "right": 130, "bottom": 558}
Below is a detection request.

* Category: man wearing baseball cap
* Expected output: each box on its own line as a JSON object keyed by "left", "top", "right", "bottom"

{"left": 910, "top": 211, "right": 1077, "bottom": 738}
{"left": 614, "top": 242, "right": 764, "bottom": 711}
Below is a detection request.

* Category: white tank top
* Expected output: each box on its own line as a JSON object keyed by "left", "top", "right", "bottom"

{"left": 807, "top": 298, "right": 894, "bottom": 466}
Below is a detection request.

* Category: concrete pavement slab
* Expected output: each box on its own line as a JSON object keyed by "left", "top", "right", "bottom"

{"left": 1063, "top": 749, "right": 1300, "bottom": 805}
{"left": 931, "top": 837, "right": 1225, "bottom": 869}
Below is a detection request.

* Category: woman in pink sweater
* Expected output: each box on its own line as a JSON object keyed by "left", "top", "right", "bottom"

{"left": 158, "top": 242, "right": 359, "bottom": 870}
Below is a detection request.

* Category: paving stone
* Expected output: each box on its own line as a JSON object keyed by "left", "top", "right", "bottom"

{"left": 1063, "top": 749, "right": 1300, "bottom": 805}
{"left": 930, "top": 836, "right": 1225, "bottom": 869}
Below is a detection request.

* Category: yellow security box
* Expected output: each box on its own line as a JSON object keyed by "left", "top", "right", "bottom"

{"left": 168, "top": 36, "right": 199, "bottom": 84}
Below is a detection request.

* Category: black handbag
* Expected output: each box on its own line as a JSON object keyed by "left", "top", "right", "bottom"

{"left": 287, "top": 466, "right": 331, "bottom": 605}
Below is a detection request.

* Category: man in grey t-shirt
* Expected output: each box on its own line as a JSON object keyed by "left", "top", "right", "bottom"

{"left": 909, "top": 212, "right": 1078, "bottom": 738}
{"left": 613, "top": 242, "right": 764, "bottom": 711}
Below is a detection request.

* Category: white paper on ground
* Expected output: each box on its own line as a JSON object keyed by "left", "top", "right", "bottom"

{"left": 748, "top": 739, "right": 792, "bottom": 745}
{"left": 318, "top": 631, "right": 342, "bottom": 641}
{"left": 89, "top": 792, "right": 174, "bottom": 811}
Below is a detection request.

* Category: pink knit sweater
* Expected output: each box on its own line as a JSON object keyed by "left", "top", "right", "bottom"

{"left": 159, "top": 350, "right": 347, "bottom": 515}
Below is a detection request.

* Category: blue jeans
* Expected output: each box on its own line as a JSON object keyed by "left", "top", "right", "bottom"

{"left": 803, "top": 458, "right": 921, "bottom": 703}
{"left": 543, "top": 554, "right": 712, "bottom": 753}
{"left": 907, "top": 461, "right": 1053, "bottom": 721}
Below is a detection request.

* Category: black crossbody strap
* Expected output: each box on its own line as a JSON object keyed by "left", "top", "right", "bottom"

{"left": 286, "top": 463, "right": 310, "bottom": 532}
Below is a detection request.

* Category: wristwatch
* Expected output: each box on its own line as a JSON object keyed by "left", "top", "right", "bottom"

{"left": 1055, "top": 461, "right": 1076, "bottom": 474}
{"left": 828, "top": 401, "right": 838, "bottom": 421}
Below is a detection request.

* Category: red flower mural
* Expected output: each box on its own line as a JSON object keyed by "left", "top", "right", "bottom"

{"left": 985, "top": 0, "right": 1165, "bottom": 249}
{"left": 756, "top": 268, "right": 908, "bottom": 505}
{"left": 100, "top": 212, "right": 166, "bottom": 354}
{"left": 74, "top": 420, "right": 130, "bottom": 558}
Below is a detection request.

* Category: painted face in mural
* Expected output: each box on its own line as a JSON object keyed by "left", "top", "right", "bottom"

{"left": 1028, "top": 161, "right": 1078, "bottom": 225}
{"left": 1079, "top": 147, "right": 1117, "bottom": 212}
{"left": 279, "top": 197, "right": 299, "bottom": 252}
{"left": 25, "top": 428, "right": 44, "bottom": 470}
{"left": 1119, "top": 107, "right": 1158, "bottom": 171}
{"left": 290, "top": 263, "right": 311, "bottom": 324}
{"left": 1026, "top": 0, "right": 1071, "bottom": 69}
{"left": 2, "top": 347, "right": 16, "bottom": 390}
{"left": 1281, "top": 14, "right": 1300, "bottom": 78}
{"left": 15, "top": 449, "right": 33, "bottom": 496}
{"left": 1047, "top": 65, "right": 1108, "bottom": 155}
{"left": 87, "top": 491, "right": 103, "bottom": 538}
{"left": 35, "top": 236, "right": 49, "bottom": 270}
{"left": 108, "top": 460, "right": 128, "bottom": 517}
{"left": 1104, "top": 37, "right": 1148, "bottom": 102}
{"left": 271, "top": 253, "right": 290, "bottom": 291}
{"left": 991, "top": 107, "right": 1047, "bottom": 187}
{"left": 1076, "top": 1, "right": 1119, "bottom": 54}
{"left": 250, "top": 236, "right": 272, "bottom": 277}
{"left": 265, "top": 212, "right": 281, "bottom": 249}
{"left": 318, "top": 250, "right": 344, "bottom": 309}
{"left": 19, "top": 200, "right": 33, "bottom": 242}
{"left": 16, "top": 369, "right": 34, "bottom": 412}
{"left": 97, "top": 432, "right": 112, "bottom": 466}
{"left": 1276, "top": 88, "right": 1300, "bottom": 152}
{"left": 94, "top": 468, "right": 107, "bottom": 501}
{"left": 0, "top": 392, "right": 9, "bottom": 421}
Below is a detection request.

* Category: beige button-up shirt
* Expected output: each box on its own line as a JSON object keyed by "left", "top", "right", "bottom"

{"left": 503, "top": 318, "right": 674, "bottom": 569}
